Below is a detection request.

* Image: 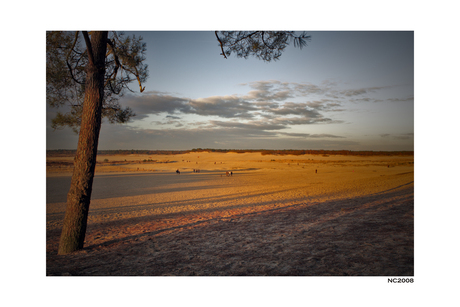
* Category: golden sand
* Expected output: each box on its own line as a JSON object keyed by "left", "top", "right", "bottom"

{"left": 46, "top": 151, "right": 414, "bottom": 275}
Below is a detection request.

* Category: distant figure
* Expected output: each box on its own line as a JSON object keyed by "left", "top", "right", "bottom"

{"left": 176, "top": 169, "right": 180, "bottom": 174}
{"left": 315, "top": 169, "right": 317, "bottom": 174}
{"left": 226, "top": 171, "right": 229, "bottom": 177}
{"left": 230, "top": 171, "right": 233, "bottom": 176}
{"left": 387, "top": 165, "right": 389, "bottom": 168}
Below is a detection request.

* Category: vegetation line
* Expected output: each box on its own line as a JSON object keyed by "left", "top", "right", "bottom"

{"left": 47, "top": 148, "right": 414, "bottom": 157}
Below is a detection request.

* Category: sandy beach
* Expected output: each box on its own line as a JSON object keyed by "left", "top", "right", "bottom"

{"left": 46, "top": 151, "right": 414, "bottom": 276}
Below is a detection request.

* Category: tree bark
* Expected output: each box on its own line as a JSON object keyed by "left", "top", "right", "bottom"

{"left": 58, "top": 31, "right": 108, "bottom": 255}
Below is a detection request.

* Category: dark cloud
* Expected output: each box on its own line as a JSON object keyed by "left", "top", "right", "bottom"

{"left": 121, "top": 81, "right": 400, "bottom": 124}
{"left": 121, "top": 91, "right": 191, "bottom": 119}
{"left": 270, "top": 102, "right": 320, "bottom": 117}
{"left": 189, "top": 96, "right": 257, "bottom": 118}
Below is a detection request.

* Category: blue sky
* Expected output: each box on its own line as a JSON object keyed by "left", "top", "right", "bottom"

{"left": 46, "top": 31, "right": 414, "bottom": 151}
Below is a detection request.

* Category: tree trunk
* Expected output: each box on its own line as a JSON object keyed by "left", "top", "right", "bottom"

{"left": 58, "top": 31, "right": 108, "bottom": 255}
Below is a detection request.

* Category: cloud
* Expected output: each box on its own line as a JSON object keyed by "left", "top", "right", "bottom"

{"left": 292, "top": 83, "right": 326, "bottom": 95}
{"left": 121, "top": 84, "right": 339, "bottom": 128}
{"left": 189, "top": 96, "right": 257, "bottom": 118}
{"left": 210, "top": 120, "right": 286, "bottom": 132}
{"left": 270, "top": 102, "right": 322, "bottom": 118}
{"left": 253, "top": 101, "right": 280, "bottom": 108}
{"left": 122, "top": 91, "right": 191, "bottom": 119}
{"left": 243, "top": 80, "right": 346, "bottom": 101}
{"left": 244, "top": 89, "right": 293, "bottom": 101}
{"left": 241, "top": 81, "right": 293, "bottom": 102}
{"left": 152, "top": 119, "right": 184, "bottom": 128}
{"left": 340, "top": 86, "right": 395, "bottom": 97}
{"left": 387, "top": 96, "right": 414, "bottom": 102}
{"left": 272, "top": 116, "right": 344, "bottom": 126}
{"left": 166, "top": 115, "right": 181, "bottom": 120}
{"left": 304, "top": 99, "right": 344, "bottom": 112}
{"left": 113, "top": 80, "right": 409, "bottom": 148}
{"left": 242, "top": 80, "right": 285, "bottom": 91}
{"left": 279, "top": 132, "right": 345, "bottom": 139}
{"left": 48, "top": 76, "right": 413, "bottom": 151}
{"left": 342, "top": 88, "right": 368, "bottom": 96}
{"left": 122, "top": 81, "right": 399, "bottom": 124}
{"left": 380, "top": 133, "right": 414, "bottom": 140}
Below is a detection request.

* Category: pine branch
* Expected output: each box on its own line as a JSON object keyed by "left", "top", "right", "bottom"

{"left": 65, "top": 31, "right": 85, "bottom": 85}
{"left": 82, "top": 31, "right": 95, "bottom": 67}
{"left": 215, "top": 31, "right": 227, "bottom": 59}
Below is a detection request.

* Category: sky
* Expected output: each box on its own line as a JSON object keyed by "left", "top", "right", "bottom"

{"left": 46, "top": 31, "right": 413, "bottom": 151}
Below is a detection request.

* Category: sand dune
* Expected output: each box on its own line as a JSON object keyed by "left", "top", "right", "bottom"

{"left": 46, "top": 151, "right": 414, "bottom": 276}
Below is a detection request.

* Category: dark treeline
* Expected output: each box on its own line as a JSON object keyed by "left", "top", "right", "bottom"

{"left": 191, "top": 148, "right": 413, "bottom": 156}
{"left": 47, "top": 149, "right": 414, "bottom": 157}
{"left": 259, "top": 149, "right": 414, "bottom": 157}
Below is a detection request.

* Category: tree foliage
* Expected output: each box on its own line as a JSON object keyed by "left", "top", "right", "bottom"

{"left": 46, "top": 31, "right": 148, "bottom": 133}
{"left": 215, "top": 31, "right": 311, "bottom": 62}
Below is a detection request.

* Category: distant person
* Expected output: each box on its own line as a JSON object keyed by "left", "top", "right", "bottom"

{"left": 176, "top": 169, "right": 180, "bottom": 174}
{"left": 230, "top": 171, "right": 233, "bottom": 176}
{"left": 315, "top": 169, "right": 317, "bottom": 174}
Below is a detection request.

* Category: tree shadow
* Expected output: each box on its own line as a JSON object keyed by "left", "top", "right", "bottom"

{"left": 82, "top": 183, "right": 414, "bottom": 252}
{"left": 47, "top": 183, "right": 414, "bottom": 275}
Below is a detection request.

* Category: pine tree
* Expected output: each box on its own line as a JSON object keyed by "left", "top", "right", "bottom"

{"left": 47, "top": 31, "right": 310, "bottom": 254}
